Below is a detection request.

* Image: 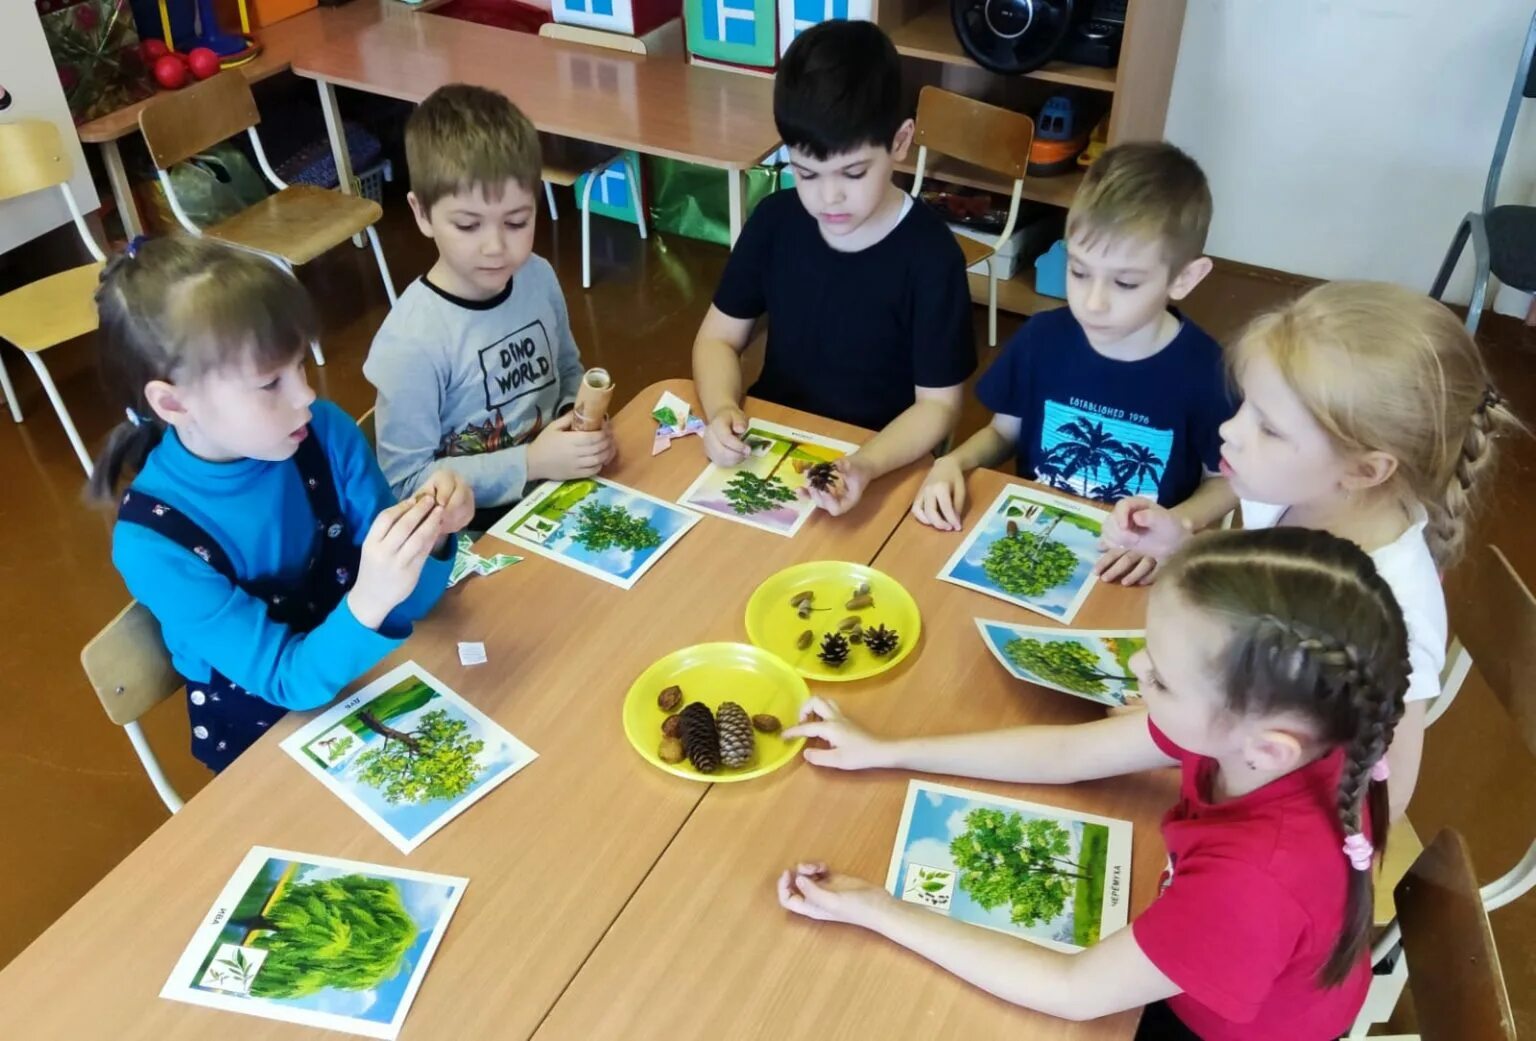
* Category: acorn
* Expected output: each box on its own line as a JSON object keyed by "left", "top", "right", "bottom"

{"left": 752, "top": 713, "right": 782, "bottom": 734}
{"left": 837, "top": 616, "right": 861, "bottom": 632}
{"left": 796, "top": 629, "right": 814, "bottom": 651}
{"left": 846, "top": 593, "right": 874, "bottom": 611}
{"left": 658, "top": 737, "right": 685, "bottom": 764}
{"left": 657, "top": 685, "right": 683, "bottom": 712}
{"left": 661, "top": 714, "right": 683, "bottom": 738}
{"left": 789, "top": 591, "right": 814, "bottom": 608}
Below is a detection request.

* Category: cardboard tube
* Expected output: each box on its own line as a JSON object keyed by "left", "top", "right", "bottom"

{"left": 572, "top": 368, "right": 614, "bottom": 432}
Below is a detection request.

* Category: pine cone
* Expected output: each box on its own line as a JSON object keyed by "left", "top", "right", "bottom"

{"left": 818, "top": 632, "right": 850, "bottom": 667}
{"left": 716, "top": 702, "right": 755, "bottom": 768}
{"left": 678, "top": 702, "right": 720, "bottom": 773}
{"left": 806, "top": 462, "right": 839, "bottom": 493}
{"left": 864, "top": 624, "right": 900, "bottom": 657}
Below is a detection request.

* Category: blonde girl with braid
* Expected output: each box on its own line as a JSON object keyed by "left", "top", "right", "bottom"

{"left": 1099, "top": 280, "right": 1517, "bottom": 817}
{"left": 774, "top": 528, "right": 1409, "bottom": 1041}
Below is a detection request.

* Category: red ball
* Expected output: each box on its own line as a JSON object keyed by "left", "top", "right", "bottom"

{"left": 141, "top": 38, "right": 169, "bottom": 63}
{"left": 186, "top": 47, "right": 221, "bottom": 80}
{"left": 153, "top": 54, "right": 188, "bottom": 90}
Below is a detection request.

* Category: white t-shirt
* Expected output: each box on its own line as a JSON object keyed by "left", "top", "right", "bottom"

{"left": 1239, "top": 500, "right": 1445, "bottom": 703}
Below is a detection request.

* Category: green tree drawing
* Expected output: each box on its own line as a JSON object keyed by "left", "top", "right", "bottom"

{"left": 950, "top": 809, "right": 1086, "bottom": 927}
{"left": 239, "top": 875, "right": 418, "bottom": 999}
{"left": 1050, "top": 419, "right": 1129, "bottom": 496}
{"left": 354, "top": 708, "right": 485, "bottom": 805}
{"left": 570, "top": 501, "right": 662, "bottom": 552}
{"left": 982, "top": 519, "right": 1077, "bottom": 598}
{"left": 1003, "top": 638, "right": 1134, "bottom": 697}
{"left": 721, "top": 471, "right": 797, "bottom": 515}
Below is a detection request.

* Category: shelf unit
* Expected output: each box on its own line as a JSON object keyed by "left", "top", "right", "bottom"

{"left": 878, "top": 0, "right": 1189, "bottom": 316}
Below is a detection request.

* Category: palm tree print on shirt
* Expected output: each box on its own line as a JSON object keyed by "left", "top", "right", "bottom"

{"left": 1038, "top": 401, "right": 1173, "bottom": 503}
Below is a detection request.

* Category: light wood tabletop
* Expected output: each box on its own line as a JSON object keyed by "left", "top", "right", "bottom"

{"left": 0, "top": 380, "right": 923, "bottom": 1039}
{"left": 530, "top": 467, "right": 1176, "bottom": 1041}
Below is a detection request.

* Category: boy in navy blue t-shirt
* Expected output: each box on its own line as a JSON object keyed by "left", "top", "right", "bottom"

{"left": 912, "top": 142, "right": 1236, "bottom": 585}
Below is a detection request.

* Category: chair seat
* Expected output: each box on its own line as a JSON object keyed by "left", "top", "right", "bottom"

{"left": 206, "top": 185, "right": 382, "bottom": 267}
{"left": 952, "top": 232, "right": 997, "bottom": 269}
{"left": 0, "top": 262, "right": 104, "bottom": 352}
{"left": 1486, "top": 205, "right": 1536, "bottom": 291}
{"left": 1374, "top": 816, "right": 1424, "bottom": 928}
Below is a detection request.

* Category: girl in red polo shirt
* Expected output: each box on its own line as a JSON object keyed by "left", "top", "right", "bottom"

{"left": 776, "top": 526, "right": 1408, "bottom": 1041}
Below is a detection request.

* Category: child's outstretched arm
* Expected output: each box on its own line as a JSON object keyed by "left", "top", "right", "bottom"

{"left": 784, "top": 697, "right": 1175, "bottom": 783}
{"left": 806, "top": 384, "right": 964, "bottom": 518}
{"left": 777, "top": 865, "right": 1178, "bottom": 1020}
{"left": 912, "top": 414, "right": 1021, "bottom": 531}
{"left": 692, "top": 306, "right": 756, "bottom": 467}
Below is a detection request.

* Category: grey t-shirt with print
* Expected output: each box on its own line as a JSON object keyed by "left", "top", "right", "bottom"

{"left": 364, "top": 255, "right": 585, "bottom": 508}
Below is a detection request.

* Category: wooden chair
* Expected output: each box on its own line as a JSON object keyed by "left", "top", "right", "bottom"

{"left": 137, "top": 71, "right": 397, "bottom": 365}
{"left": 0, "top": 119, "right": 108, "bottom": 475}
{"left": 908, "top": 86, "right": 1036, "bottom": 348}
{"left": 536, "top": 23, "right": 649, "bottom": 290}
{"left": 81, "top": 602, "right": 185, "bottom": 814}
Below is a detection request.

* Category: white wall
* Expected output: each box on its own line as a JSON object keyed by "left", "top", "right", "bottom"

{"left": 0, "top": 4, "right": 101, "bottom": 255}
{"left": 1165, "top": 0, "right": 1536, "bottom": 315}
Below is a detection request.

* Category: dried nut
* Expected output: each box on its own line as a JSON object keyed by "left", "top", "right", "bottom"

{"left": 752, "top": 713, "right": 783, "bottom": 733}
{"left": 657, "top": 685, "right": 683, "bottom": 712}
{"left": 789, "top": 590, "right": 814, "bottom": 608}
{"left": 846, "top": 593, "right": 874, "bottom": 611}
{"left": 661, "top": 715, "right": 683, "bottom": 738}
{"left": 796, "top": 629, "right": 814, "bottom": 651}
{"left": 658, "top": 737, "right": 686, "bottom": 763}
{"left": 837, "top": 616, "right": 861, "bottom": 632}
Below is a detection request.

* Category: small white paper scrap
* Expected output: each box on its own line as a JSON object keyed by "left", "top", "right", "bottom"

{"left": 458, "top": 641, "right": 487, "bottom": 666}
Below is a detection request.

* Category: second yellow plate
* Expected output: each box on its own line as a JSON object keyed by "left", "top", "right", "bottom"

{"left": 745, "top": 561, "right": 921, "bottom": 682}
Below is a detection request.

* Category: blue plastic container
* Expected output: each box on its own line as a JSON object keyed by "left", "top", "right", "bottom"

{"left": 1035, "top": 239, "right": 1068, "bottom": 299}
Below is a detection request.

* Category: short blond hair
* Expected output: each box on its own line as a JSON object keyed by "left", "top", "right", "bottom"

{"left": 1232, "top": 281, "right": 1518, "bottom": 567}
{"left": 1066, "top": 141, "right": 1212, "bottom": 271}
{"left": 406, "top": 84, "right": 541, "bottom": 213}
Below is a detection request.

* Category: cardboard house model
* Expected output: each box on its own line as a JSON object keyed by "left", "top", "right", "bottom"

{"left": 554, "top": 0, "right": 680, "bottom": 38}
{"left": 685, "top": 0, "right": 869, "bottom": 72}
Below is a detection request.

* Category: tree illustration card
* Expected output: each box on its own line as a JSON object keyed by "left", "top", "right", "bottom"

{"left": 886, "top": 780, "right": 1132, "bottom": 953}
{"left": 937, "top": 484, "right": 1109, "bottom": 623}
{"left": 486, "top": 476, "right": 700, "bottom": 589}
{"left": 281, "top": 662, "right": 537, "bottom": 854}
{"left": 677, "top": 418, "right": 858, "bottom": 538}
{"left": 976, "top": 620, "right": 1147, "bottom": 707}
{"left": 161, "top": 846, "right": 466, "bottom": 1039}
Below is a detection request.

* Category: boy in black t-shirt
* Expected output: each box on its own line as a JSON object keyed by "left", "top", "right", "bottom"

{"left": 912, "top": 142, "right": 1237, "bottom": 585}
{"left": 692, "top": 20, "right": 975, "bottom": 517}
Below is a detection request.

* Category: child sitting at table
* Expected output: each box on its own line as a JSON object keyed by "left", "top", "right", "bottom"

{"left": 911, "top": 143, "right": 1236, "bottom": 586}
{"left": 92, "top": 236, "right": 474, "bottom": 772}
{"left": 366, "top": 84, "right": 614, "bottom": 531}
{"left": 778, "top": 527, "right": 1408, "bottom": 1041}
{"left": 692, "top": 20, "right": 976, "bottom": 518}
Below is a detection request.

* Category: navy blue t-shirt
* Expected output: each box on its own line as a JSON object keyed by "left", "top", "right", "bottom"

{"left": 976, "top": 307, "right": 1232, "bottom": 507}
{"left": 713, "top": 190, "right": 977, "bottom": 431}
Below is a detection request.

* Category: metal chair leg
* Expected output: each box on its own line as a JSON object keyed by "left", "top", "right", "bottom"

{"left": 987, "top": 257, "right": 999, "bottom": 348}
{"left": 1465, "top": 214, "right": 1492, "bottom": 337}
{"left": 623, "top": 154, "right": 648, "bottom": 241}
{"left": 365, "top": 224, "right": 397, "bottom": 306}
{"left": 0, "top": 348, "right": 21, "bottom": 423}
{"left": 125, "top": 719, "right": 183, "bottom": 814}
{"left": 23, "top": 351, "right": 92, "bottom": 475}
{"left": 544, "top": 180, "right": 559, "bottom": 221}
{"left": 1429, "top": 214, "right": 1473, "bottom": 301}
{"left": 581, "top": 165, "right": 599, "bottom": 290}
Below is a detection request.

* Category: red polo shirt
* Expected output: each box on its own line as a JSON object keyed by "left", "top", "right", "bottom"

{"left": 1133, "top": 720, "right": 1372, "bottom": 1041}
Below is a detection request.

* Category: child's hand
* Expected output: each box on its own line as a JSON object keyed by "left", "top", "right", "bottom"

{"left": 777, "top": 862, "right": 891, "bottom": 928}
{"left": 417, "top": 469, "right": 476, "bottom": 537}
{"left": 348, "top": 496, "right": 442, "bottom": 630}
{"left": 1093, "top": 547, "right": 1160, "bottom": 586}
{"left": 1098, "top": 496, "right": 1191, "bottom": 559}
{"left": 911, "top": 456, "right": 966, "bottom": 531}
{"left": 703, "top": 405, "right": 751, "bottom": 467}
{"left": 803, "top": 455, "right": 872, "bottom": 518}
{"left": 528, "top": 412, "right": 616, "bottom": 482}
{"left": 783, "top": 696, "right": 893, "bottom": 771}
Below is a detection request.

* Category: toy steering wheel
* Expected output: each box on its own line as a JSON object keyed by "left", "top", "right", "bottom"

{"left": 950, "top": 0, "right": 1075, "bottom": 76}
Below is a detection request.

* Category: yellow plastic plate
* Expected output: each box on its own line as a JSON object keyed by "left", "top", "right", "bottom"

{"left": 623, "top": 642, "right": 809, "bottom": 782}
{"left": 745, "top": 561, "right": 921, "bottom": 682}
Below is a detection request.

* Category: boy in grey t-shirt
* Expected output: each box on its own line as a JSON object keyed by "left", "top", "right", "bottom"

{"left": 365, "top": 85, "right": 615, "bottom": 527}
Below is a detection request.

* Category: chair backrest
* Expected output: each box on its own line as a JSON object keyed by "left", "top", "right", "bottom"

{"left": 1444, "top": 544, "right": 1536, "bottom": 758}
{"left": 81, "top": 601, "right": 181, "bottom": 727}
{"left": 539, "top": 21, "right": 648, "bottom": 54}
{"left": 1396, "top": 829, "right": 1516, "bottom": 1041}
{"left": 912, "top": 86, "right": 1035, "bottom": 183}
{"left": 1483, "top": 10, "right": 1536, "bottom": 212}
{"left": 0, "top": 119, "right": 74, "bottom": 201}
{"left": 138, "top": 70, "right": 260, "bottom": 170}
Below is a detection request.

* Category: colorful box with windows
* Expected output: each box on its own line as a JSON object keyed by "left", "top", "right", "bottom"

{"left": 684, "top": 0, "right": 777, "bottom": 69}
{"left": 575, "top": 152, "right": 643, "bottom": 226}
{"left": 553, "top": 0, "right": 679, "bottom": 37}
{"left": 776, "top": 0, "right": 869, "bottom": 57}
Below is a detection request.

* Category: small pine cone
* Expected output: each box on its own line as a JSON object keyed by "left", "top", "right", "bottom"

{"left": 806, "top": 462, "right": 839, "bottom": 493}
{"left": 716, "top": 702, "right": 755, "bottom": 768}
{"left": 864, "top": 624, "right": 900, "bottom": 657}
{"left": 818, "top": 631, "right": 850, "bottom": 667}
{"left": 678, "top": 702, "right": 720, "bottom": 774}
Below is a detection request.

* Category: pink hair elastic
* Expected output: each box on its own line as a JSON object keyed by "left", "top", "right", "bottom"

{"left": 1342, "top": 833, "right": 1374, "bottom": 871}
{"left": 1371, "top": 759, "right": 1391, "bottom": 782}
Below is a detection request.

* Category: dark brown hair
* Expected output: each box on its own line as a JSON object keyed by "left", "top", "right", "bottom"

{"left": 88, "top": 235, "right": 316, "bottom": 501}
{"left": 1163, "top": 527, "right": 1410, "bottom": 986}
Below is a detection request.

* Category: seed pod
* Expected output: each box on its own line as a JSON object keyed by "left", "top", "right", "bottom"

{"left": 796, "top": 629, "right": 814, "bottom": 650}
{"left": 661, "top": 714, "right": 683, "bottom": 738}
{"left": 846, "top": 593, "right": 874, "bottom": 611}
{"left": 657, "top": 685, "right": 683, "bottom": 712}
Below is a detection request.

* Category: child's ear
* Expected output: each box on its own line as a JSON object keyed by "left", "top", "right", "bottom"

{"left": 1244, "top": 727, "right": 1306, "bottom": 774}
{"left": 406, "top": 191, "right": 435, "bottom": 239}
{"left": 144, "top": 380, "right": 191, "bottom": 429}
{"left": 1167, "top": 256, "right": 1214, "bottom": 301}
{"left": 1342, "top": 449, "right": 1399, "bottom": 493}
{"left": 889, "top": 118, "right": 916, "bottom": 163}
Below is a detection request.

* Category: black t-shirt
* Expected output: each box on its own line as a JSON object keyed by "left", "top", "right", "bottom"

{"left": 712, "top": 189, "right": 977, "bottom": 431}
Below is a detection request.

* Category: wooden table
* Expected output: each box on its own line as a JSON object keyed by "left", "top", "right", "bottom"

{"left": 0, "top": 383, "right": 1167, "bottom": 1039}
{"left": 287, "top": 6, "right": 781, "bottom": 243}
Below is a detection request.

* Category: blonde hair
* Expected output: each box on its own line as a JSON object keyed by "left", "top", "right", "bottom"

{"left": 1066, "top": 141, "right": 1212, "bottom": 271}
{"left": 405, "top": 84, "right": 541, "bottom": 213}
{"left": 1231, "top": 280, "right": 1517, "bottom": 567}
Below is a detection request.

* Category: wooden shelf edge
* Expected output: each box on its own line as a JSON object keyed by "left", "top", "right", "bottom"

{"left": 897, "top": 157, "right": 1083, "bottom": 209}
{"left": 969, "top": 271, "right": 1063, "bottom": 318}
{"left": 888, "top": 7, "right": 1117, "bottom": 92}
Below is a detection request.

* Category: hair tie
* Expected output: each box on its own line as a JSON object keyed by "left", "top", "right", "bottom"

{"left": 1481, "top": 387, "right": 1504, "bottom": 414}
{"left": 124, "top": 407, "right": 144, "bottom": 428}
{"left": 1342, "top": 833, "right": 1374, "bottom": 872}
{"left": 125, "top": 234, "right": 148, "bottom": 259}
{"left": 1370, "top": 758, "right": 1390, "bottom": 782}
